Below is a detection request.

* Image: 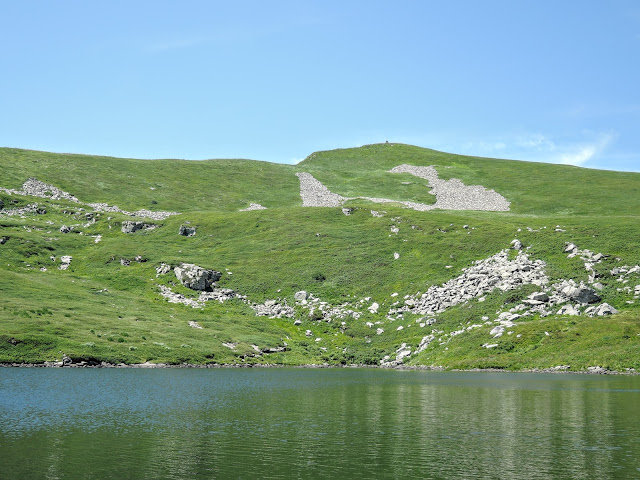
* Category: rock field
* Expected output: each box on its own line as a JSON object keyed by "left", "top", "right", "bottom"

{"left": 296, "top": 164, "right": 510, "bottom": 211}
{"left": 389, "top": 164, "right": 510, "bottom": 211}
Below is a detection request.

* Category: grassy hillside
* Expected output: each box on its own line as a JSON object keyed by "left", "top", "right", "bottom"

{"left": 300, "top": 143, "right": 640, "bottom": 215}
{"left": 1, "top": 145, "right": 639, "bottom": 371}
{"left": 0, "top": 148, "right": 300, "bottom": 212}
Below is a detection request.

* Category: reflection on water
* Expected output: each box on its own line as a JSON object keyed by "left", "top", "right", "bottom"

{"left": 1, "top": 369, "right": 639, "bottom": 479}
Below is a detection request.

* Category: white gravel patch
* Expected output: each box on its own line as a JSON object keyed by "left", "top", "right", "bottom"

{"left": 389, "top": 164, "right": 510, "bottom": 211}
{"left": 239, "top": 203, "right": 267, "bottom": 211}
{"left": 296, "top": 166, "right": 509, "bottom": 212}
{"left": 88, "top": 203, "right": 179, "bottom": 220}
{"left": 0, "top": 178, "right": 80, "bottom": 202}
{"left": 296, "top": 172, "right": 347, "bottom": 207}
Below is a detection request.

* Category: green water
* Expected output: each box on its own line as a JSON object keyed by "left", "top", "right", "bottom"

{"left": 1, "top": 368, "right": 639, "bottom": 479}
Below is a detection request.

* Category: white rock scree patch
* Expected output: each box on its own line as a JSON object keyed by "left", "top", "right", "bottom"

{"left": 295, "top": 165, "right": 510, "bottom": 212}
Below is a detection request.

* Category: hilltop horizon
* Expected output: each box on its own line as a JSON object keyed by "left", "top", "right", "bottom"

{"left": 1, "top": 143, "right": 637, "bottom": 174}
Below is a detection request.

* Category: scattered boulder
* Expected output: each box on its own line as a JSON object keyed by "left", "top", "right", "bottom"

{"left": 294, "top": 291, "right": 308, "bottom": 301}
{"left": 490, "top": 326, "right": 505, "bottom": 338}
{"left": 156, "top": 263, "right": 171, "bottom": 276}
{"left": 561, "top": 284, "right": 600, "bottom": 304}
{"left": 416, "top": 334, "right": 435, "bottom": 353}
{"left": 524, "top": 292, "right": 549, "bottom": 305}
{"left": 342, "top": 207, "right": 353, "bottom": 216}
{"left": 557, "top": 304, "right": 580, "bottom": 316}
{"left": 174, "top": 263, "right": 221, "bottom": 291}
{"left": 587, "top": 366, "right": 607, "bottom": 374}
{"left": 121, "top": 221, "right": 155, "bottom": 234}
{"left": 252, "top": 300, "right": 295, "bottom": 318}
{"left": 59, "top": 256, "right": 72, "bottom": 270}
{"left": 0, "top": 236, "right": 8, "bottom": 245}
{"left": 585, "top": 303, "right": 619, "bottom": 317}
{"left": 59, "top": 225, "right": 73, "bottom": 233}
{"left": 179, "top": 225, "right": 196, "bottom": 237}
{"left": 511, "top": 239, "right": 523, "bottom": 250}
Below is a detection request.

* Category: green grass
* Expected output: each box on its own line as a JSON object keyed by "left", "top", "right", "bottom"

{"left": 1, "top": 144, "right": 639, "bottom": 370}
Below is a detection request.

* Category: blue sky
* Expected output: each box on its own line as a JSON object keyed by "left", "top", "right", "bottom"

{"left": 1, "top": 1, "right": 639, "bottom": 171}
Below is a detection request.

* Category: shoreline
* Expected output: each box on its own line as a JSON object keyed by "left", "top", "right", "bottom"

{"left": 1, "top": 361, "right": 636, "bottom": 375}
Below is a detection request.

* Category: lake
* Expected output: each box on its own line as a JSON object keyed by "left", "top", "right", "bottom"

{"left": 1, "top": 368, "right": 639, "bottom": 479}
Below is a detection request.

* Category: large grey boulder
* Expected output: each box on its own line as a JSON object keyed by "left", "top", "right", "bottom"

{"left": 585, "top": 303, "right": 619, "bottom": 317}
{"left": 174, "top": 263, "right": 221, "bottom": 291}
{"left": 121, "top": 221, "right": 144, "bottom": 233}
{"left": 561, "top": 285, "right": 600, "bottom": 304}
{"left": 179, "top": 225, "right": 196, "bottom": 237}
{"left": 121, "top": 221, "right": 156, "bottom": 234}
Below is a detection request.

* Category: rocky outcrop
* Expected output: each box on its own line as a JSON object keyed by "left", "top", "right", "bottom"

{"left": 585, "top": 303, "right": 618, "bottom": 317}
{"left": 294, "top": 292, "right": 362, "bottom": 321}
{"left": 121, "top": 221, "right": 156, "bottom": 234}
{"left": 179, "top": 225, "right": 196, "bottom": 236}
{"left": 0, "top": 203, "right": 46, "bottom": 216}
{"left": 251, "top": 300, "right": 295, "bottom": 318}
{"left": 174, "top": 263, "right": 221, "bottom": 291}
{"left": 59, "top": 256, "right": 72, "bottom": 270}
{"left": 155, "top": 263, "right": 171, "bottom": 276}
{"left": 19, "top": 178, "right": 79, "bottom": 202}
{"left": 394, "top": 249, "right": 548, "bottom": 317}
{"left": 89, "top": 203, "right": 179, "bottom": 220}
{"left": 381, "top": 343, "right": 413, "bottom": 366}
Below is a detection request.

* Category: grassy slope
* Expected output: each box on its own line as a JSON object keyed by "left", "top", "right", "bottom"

{"left": 0, "top": 145, "right": 639, "bottom": 370}
{"left": 0, "top": 148, "right": 300, "bottom": 212}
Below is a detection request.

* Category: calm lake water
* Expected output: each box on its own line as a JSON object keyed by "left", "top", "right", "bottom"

{"left": 1, "top": 368, "right": 639, "bottom": 479}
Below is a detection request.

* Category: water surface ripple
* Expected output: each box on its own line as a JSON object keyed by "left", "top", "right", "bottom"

{"left": 1, "top": 369, "right": 639, "bottom": 479}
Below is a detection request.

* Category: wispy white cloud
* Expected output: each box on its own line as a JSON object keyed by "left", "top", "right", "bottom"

{"left": 388, "top": 130, "right": 620, "bottom": 170}
{"left": 519, "top": 131, "right": 616, "bottom": 167}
